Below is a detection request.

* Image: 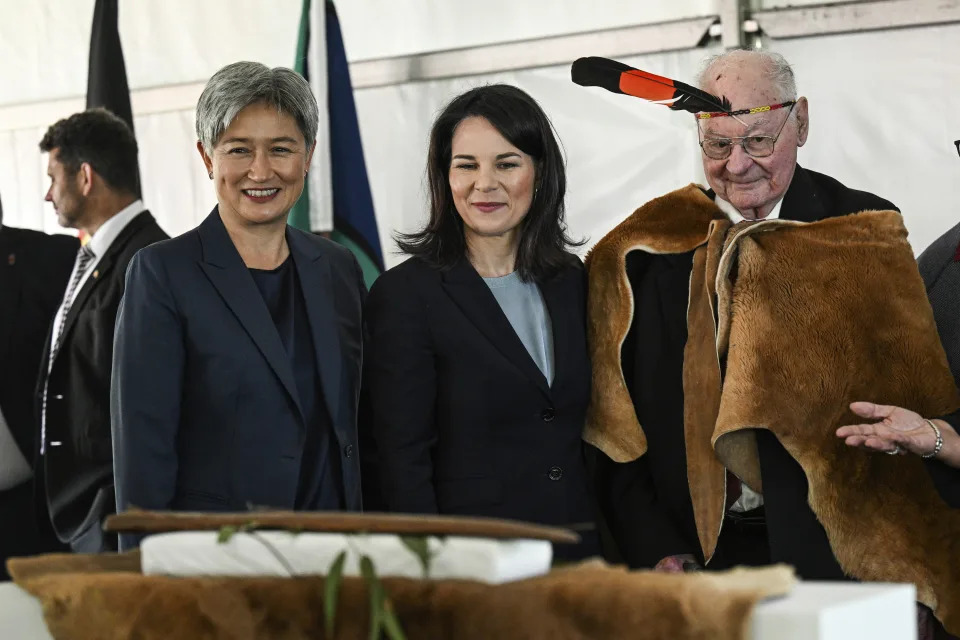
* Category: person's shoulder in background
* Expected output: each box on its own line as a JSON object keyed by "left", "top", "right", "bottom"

{"left": 1, "top": 226, "right": 79, "bottom": 295}
{"left": 918, "top": 220, "right": 960, "bottom": 287}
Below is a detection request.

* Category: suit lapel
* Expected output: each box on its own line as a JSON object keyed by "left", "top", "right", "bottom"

{"left": 779, "top": 165, "right": 827, "bottom": 223}
{"left": 538, "top": 266, "right": 577, "bottom": 393}
{"left": 56, "top": 211, "right": 151, "bottom": 350}
{"left": 287, "top": 229, "right": 342, "bottom": 425}
{"left": 441, "top": 259, "right": 551, "bottom": 398}
{"left": 198, "top": 209, "right": 303, "bottom": 419}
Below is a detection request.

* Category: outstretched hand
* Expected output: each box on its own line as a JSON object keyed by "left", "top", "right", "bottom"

{"left": 836, "top": 402, "right": 938, "bottom": 456}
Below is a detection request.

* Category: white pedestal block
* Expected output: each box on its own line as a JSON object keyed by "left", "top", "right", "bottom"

{"left": 0, "top": 582, "right": 53, "bottom": 640}
{"left": 752, "top": 582, "right": 917, "bottom": 640}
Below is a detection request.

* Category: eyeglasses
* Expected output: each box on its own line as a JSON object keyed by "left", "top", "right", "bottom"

{"left": 954, "top": 139, "right": 959, "bottom": 158}
{"left": 699, "top": 101, "right": 797, "bottom": 160}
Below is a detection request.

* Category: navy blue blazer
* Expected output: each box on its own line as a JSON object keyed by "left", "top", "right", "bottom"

{"left": 111, "top": 209, "right": 365, "bottom": 547}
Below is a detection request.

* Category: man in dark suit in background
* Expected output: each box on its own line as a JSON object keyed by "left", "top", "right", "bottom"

{"left": 35, "top": 108, "right": 168, "bottom": 553}
{"left": 0, "top": 194, "right": 77, "bottom": 579}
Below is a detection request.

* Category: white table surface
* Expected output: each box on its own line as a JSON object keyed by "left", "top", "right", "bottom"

{"left": 0, "top": 581, "right": 52, "bottom": 640}
{"left": 0, "top": 579, "right": 917, "bottom": 639}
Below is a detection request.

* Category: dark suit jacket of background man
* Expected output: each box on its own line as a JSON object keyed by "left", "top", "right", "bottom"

{"left": 0, "top": 226, "right": 77, "bottom": 578}
{"left": 595, "top": 165, "right": 905, "bottom": 578}
{"left": 36, "top": 210, "right": 167, "bottom": 552}
{"left": 112, "top": 210, "right": 365, "bottom": 550}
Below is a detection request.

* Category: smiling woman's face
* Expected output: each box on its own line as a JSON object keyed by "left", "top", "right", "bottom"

{"left": 198, "top": 102, "right": 314, "bottom": 228}
{"left": 448, "top": 116, "right": 536, "bottom": 245}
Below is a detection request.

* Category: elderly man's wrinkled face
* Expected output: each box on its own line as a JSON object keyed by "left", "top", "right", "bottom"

{"left": 699, "top": 62, "right": 808, "bottom": 220}
{"left": 198, "top": 102, "right": 315, "bottom": 228}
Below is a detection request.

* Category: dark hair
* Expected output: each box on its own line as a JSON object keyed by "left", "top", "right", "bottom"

{"left": 39, "top": 108, "right": 140, "bottom": 197}
{"left": 398, "top": 84, "right": 581, "bottom": 282}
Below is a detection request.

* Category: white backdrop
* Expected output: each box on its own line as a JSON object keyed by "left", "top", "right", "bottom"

{"left": 1, "top": 1, "right": 958, "bottom": 267}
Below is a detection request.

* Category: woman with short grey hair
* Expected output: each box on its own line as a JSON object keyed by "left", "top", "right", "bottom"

{"left": 111, "top": 61, "right": 367, "bottom": 548}
{"left": 195, "top": 61, "right": 319, "bottom": 152}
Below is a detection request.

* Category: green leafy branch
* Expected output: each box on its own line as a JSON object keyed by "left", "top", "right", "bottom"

{"left": 216, "top": 524, "right": 441, "bottom": 639}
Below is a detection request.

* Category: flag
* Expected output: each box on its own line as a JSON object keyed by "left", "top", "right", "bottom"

{"left": 84, "top": 0, "right": 138, "bottom": 241}
{"left": 292, "top": 0, "right": 383, "bottom": 287}
{"left": 86, "top": 0, "right": 135, "bottom": 133}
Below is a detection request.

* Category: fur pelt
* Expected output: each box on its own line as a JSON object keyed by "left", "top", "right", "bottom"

{"left": 9, "top": 554, "right": 794, "bottom": 640}
{"left": 585, "top": 185, "right": 960, "bottom": 633}
{"left": 583, "top": 184, "right": 726, "bottom": 459}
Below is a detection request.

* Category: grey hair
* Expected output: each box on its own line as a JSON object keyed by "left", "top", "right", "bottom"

{"left": 195, "top": 61, "right": 319, "bottom": 151}
{"left": 697, "top": 50, "right": 797, "bottom": 103}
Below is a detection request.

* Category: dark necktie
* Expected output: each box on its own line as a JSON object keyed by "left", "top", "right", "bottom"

{"left": 51, "top": 245, "right": 95, "bottom": 360}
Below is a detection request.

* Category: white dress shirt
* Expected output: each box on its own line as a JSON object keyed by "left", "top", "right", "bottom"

{"left": 714, "top": 194, "right": 784, "bottom": 224}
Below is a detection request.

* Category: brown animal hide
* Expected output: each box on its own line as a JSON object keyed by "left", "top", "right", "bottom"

{"left": 8, "top": 553, "right": 794, "bottom": 640}
{"left": 583, "top": 185, "right": 726, "bottom": 460}
{"left": 586, "top": 186, "right": 960, "bottom": 633}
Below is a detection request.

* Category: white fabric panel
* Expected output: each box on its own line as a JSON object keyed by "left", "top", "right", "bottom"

{"left": 335, "top": 0, "right": 718, "bottom": 61}
{"left": 0, "top": 0, "right": 303, "bottom": 106}
{"left": 0, "top": 126, "right": 53, "bottom": 232}
{"left": 0, "top": 0, "right": 717, "bottom": 107}
{"left": 306, "top": 0, "right": 332, "bottom": 231}
{"left": 135, "top": 110, "right": 213, "bottom": 234}
{"left": 774, "top": 25, "right": 960, "bottom": 252}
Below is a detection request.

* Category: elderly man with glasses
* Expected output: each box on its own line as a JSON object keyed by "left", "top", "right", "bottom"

{"left": 588, "top": 49, "right": 899, "bottom": 576}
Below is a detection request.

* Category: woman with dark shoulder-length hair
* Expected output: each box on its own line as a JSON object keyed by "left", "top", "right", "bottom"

{"left": 364, "top": 84, "right": 598, "bottom": 559}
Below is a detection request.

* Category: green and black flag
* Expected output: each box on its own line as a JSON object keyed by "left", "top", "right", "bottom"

{"left": 292, "top": 0, "right": 383, "bottom": 288}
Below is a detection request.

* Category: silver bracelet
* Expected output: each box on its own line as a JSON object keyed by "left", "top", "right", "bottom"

{"left": 921, "top": 419, "right": 943, "bottom": 459}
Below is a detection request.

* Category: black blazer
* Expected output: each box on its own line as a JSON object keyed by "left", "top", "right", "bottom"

{"left": 112, "top": 209, "right": 365, "bottom": 550}
{"left": 0, "top": 227, "right": 77, "bottom": 460}
{"left": 0, "top": 226, "right": 76, "bottom": 576}
{"left": 363, "top": 256, "right": 597, "bottom": 556}
{"left": 35, "top": 210, "right": 167, "bottom": 552}
{"left": 597, "top": 166, "right": 899, "bottom": 577}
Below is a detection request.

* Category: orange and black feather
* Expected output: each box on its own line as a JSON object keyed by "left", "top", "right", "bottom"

{"left": 571, "top": 56, "right": 731, "bottom": 114}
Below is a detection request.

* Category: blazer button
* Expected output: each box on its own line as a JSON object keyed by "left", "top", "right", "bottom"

{"left": 343, "top": 444, "right": 354, "bottom": 459}
{"left": 540, "top": 408, "right": 555, "bottom": 422}
{"left": 54, "top": 394, "right": 64, "bottom": 400}
{"left": 548, "top": 466, "right": 563, "bottom": 481}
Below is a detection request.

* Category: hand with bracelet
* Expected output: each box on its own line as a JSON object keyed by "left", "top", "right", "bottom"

{"left": 836, "top": 401, "right": 960, "bottom": 468}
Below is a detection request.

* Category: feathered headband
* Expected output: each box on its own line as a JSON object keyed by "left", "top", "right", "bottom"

{"left": 571, "top": 56, "right": 732, "bottom": 116}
